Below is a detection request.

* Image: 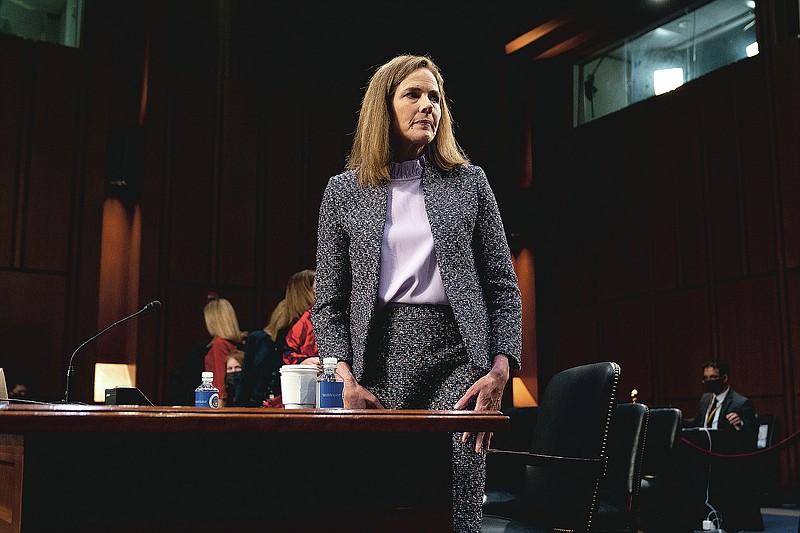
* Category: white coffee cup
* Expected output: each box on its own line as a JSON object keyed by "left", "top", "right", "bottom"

{"left": 279, "top": 365, "right": 318, "bottom": 408}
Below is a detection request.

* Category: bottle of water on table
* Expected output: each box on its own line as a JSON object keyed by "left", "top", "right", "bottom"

{"left": 195, "top": 371, "right": 219, "bottom": 408}
{"left": 316, "top": 357, "right": 344, "bottom": 408}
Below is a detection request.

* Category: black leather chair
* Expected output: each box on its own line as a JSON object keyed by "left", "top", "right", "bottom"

{"left": 483, "top": 406, "right": 540, "bottom": 515}
{"left": 592, "top": 402, "right": 649, "bottom": 533}
{"left": 482, "top": 361, "right": 621, "bottom": 533}
{"left": 490, "top": 406, "right": 540, "bottom": 453}
{"left": 635, "top": 407, "right": 682, "bottom": 533}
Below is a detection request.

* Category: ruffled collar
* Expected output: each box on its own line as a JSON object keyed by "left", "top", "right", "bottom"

{"left": 390, "top": 156, "right": 424, "bottom": 181}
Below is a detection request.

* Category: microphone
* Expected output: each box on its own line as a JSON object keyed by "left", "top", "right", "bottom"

{"left": 63, "top": 300, "right": 162, "bottom": 403}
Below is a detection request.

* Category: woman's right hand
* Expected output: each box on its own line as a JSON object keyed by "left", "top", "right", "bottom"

{"left": 344, "top": 381, "right": 384, "bottom": 408}
{"left": 337, "top": 361, "right": 385, "bottom": 409}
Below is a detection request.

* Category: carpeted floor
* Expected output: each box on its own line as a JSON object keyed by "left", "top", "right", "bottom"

{"left": 733, "top": 506, "right": 799, "bottom": 533}
{"left": 682, "top": 506, "right": 799, "bottom": 533}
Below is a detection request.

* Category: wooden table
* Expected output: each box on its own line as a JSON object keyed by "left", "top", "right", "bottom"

{"left": 0, "top": 405, "right": 508, "bottom": 533}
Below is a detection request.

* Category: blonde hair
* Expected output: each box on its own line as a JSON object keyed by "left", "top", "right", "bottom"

{"left": 264, "top": 269, "right": 315, "bottom": 341}
{"left": 203, "top": 298, "right": 244, "bottom": 344}
{"left": 264, "top": 299, "right": 289, "bottom": 341}
{"left": 227, "top": 350, "right": 244, "bottom": 366}
{"left": 347, "top": 54, "right": 468, "bottom": 186}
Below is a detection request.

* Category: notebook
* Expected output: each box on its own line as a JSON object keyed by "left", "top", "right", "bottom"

{"left": 0, "top": 367, "right": 8, "bottom": 405}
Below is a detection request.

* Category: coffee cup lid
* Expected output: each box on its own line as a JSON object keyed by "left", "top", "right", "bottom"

{"left": 279, "top": 365, "right": 318, "bottom": 374}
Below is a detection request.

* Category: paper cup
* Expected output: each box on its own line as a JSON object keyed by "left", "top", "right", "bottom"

{"left": 279, "top": 365, "right": 318, "bottom": 408}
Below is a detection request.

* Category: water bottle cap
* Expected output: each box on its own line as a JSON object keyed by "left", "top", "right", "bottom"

{"left": 202, "top": 371, "right": 214, "bottom": 379}
{"left": 322, "top": 357, "right": 338, "bottom": 367}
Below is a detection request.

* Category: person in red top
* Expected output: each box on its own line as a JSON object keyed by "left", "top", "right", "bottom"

{"left": 282, "top": 308, "right": 319, "bottom": 366}
{"left": 203, "top": 297, "right": 244, "bottom": 406}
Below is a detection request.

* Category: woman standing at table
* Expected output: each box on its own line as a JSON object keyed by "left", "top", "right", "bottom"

{"left": 312, "top": 54, "right": 522, "bottom": 532}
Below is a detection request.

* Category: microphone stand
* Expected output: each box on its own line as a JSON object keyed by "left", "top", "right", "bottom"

{"left": 63, "top": 301, "right": 160, "bottom": 403}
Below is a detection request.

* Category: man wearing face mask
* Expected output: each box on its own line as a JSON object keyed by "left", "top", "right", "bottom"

{"left": 684, "top": 360, "right": 756, "bottom": 432}
{"left": 680, "top": 360, "right": 763, "bottom": 532}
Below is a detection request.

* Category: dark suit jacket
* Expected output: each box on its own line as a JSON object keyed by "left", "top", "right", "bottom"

{"left": 680, "top": 387, "right": 763, "bottom": 530}
{"left": 234, "top": 330, "right": 281, "bottom": 406}
{"left": 312, "top": 163, "right": 522, "bottom": 381}
{"left": 685, "top": 387, "right": 756, "bottom": 432}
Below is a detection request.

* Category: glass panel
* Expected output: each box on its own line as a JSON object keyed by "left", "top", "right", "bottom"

{"left": 575, "top": 0, "right": 757, "bottom": 126}
{"left": 0, "top": 0, "right": 83, "bottom": 48}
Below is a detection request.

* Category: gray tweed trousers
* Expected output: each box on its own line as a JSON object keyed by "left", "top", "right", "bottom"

{"left": 360, "top": 304, "right": 486, "bottom": 533}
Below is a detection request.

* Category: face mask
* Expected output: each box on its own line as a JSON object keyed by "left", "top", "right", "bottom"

{"left": 705, "top": 378, "right": 725, "bottom": 395}
{"left": 226, "top": 371, "right": 242, "bottom": 390}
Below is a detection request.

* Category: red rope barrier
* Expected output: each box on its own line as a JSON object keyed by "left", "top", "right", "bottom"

{"left": 681, "top": 427, "right": 800, "bottom": 458}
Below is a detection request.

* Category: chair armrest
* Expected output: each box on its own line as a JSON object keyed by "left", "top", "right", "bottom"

{"left": 487, "top": 449, "right": 606, "bottom": 474}
{"left": 492, "top": 407, "right": 539, "bottom": 451}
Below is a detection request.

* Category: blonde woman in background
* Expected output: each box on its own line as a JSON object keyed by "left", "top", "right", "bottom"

{"left": 203, "top": 297, "right": 244, "bottom": 407}
{"left": 283, "top": 268, "right": 319, "bottom": 366}
{"left": 235, "top": 269, "right": 315, "bottom": 406}
{"left": 265, "top": 269, "right": 315, "bottom": 354}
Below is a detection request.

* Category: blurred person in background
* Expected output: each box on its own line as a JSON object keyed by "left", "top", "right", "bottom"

{"left": 235, "top": 269, "right": 316, "bottom": 406}
{"left": 203, "top": 297, "right": 245, "bottom": 407}
{"left": 225, "top": 349, "right": 244, "bottom": 405}
{"left": 282, "top": 270, "right": 319, "bottom": 366}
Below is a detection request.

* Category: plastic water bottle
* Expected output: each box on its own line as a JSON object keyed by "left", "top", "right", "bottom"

{"left": 316, "top": 357, "right": 344, "bottom": 408}
{"left": 195, "top": 371, "right": 219, "bottom": 408}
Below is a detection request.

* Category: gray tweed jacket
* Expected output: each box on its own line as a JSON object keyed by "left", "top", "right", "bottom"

{"left": 311, "top": 162, "right": 522, "bottom": 381}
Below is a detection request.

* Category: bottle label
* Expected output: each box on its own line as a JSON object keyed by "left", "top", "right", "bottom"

{"left": 195, "top": 390, "right": 219, "bottom": 408}
{"left": 318, "top": 381, "right": 344, "bottom": 408}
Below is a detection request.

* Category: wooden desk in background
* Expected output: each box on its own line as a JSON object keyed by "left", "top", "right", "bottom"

{"left": 0, "top": 405, "right": 508, "bottom": 533}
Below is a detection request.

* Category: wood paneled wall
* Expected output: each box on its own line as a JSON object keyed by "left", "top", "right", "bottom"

{"left": 0, "top": 32, "right": 104, "bottom": 402}
{"left": 529, "top": 39, "right": 800, "bottom": 489}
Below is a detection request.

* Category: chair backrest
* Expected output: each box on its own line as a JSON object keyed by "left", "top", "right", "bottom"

{"left": 596, "top": 402, "right": 650, "bottom": 533}
{"left": 521, "top": 361, "right": 620, "bottom": 531}
{"left": 640, "top": 407, "right": 682, "bottom": 478}
{"left": 636, "top": 407, "right": 682, "bottom": 533}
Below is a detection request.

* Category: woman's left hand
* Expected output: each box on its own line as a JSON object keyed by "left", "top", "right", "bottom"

{"left": 454, "top": 354, "right": 510, "bottom": 453}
